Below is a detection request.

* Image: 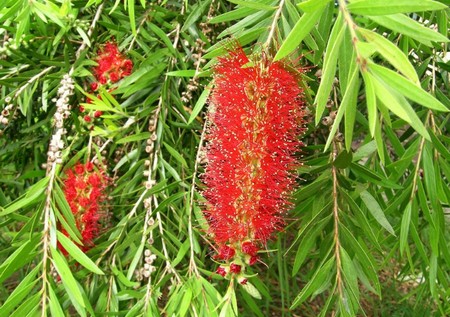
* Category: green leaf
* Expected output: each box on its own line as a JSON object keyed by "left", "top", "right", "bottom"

{"left": 369, "top": 71, "right": 430, "bottom": 140}
{"left": 340, "top": 224, "right": 381, "bottom": 295}
{"left": 429, "top": 253, "right": 438, "bottom": 299}
{"left": 53, "top": 183, "right": 82, "bottom": 244}
{"left": 324, "top": 58, "right": 359, "bottom": 151}
{"left": 209, "top": 1, "right": 271, "bottom": 23}
{"left": 227, "top": 0, "right": 276, "bottom": 11}
{"left": 370, "top": 64, "right": 448, "bottom": 112}
{"left": 314, "top": 12, "right": 345, "bottom": 124}
{"left": 179, "top": 287, "right": 192, "bottom": 317}
{"left": 429, "top": 130, "right": 450, "bottom": 162}
{"left": 9, "top": 292, "right": 40, "bottom": 317}
{"left": 188, "top": 85, "right": 211, "bottom": 124}
{"left": 399, "top": 201, "right": 412, "bottom": 256}
{"left": 0, "top": 264, "right": 40, "bottom": 316}
{"left": 76, "top": 27, "right": 91, "bottom": 47}
{"left": 182, "top": 0, "right": 212, "bottom": 32}
{"left": 360, "top": 190, "right": 396, "bottom": 236}
{"left": 292, "top": 215, "right": 331, "bottom": 275}
{"left": 117, "top": 132, "right": 152, "bottom": 144}
{"left": 166, "top": 70, "right": 196, "bottom": 77}
{"left": 274, "top": 5, "right": 326, "bottom": 61}
{"left": 340, "top": 248, "right": 360, "bottom": 306}
{"left": 358, "top": 28, "right": 419, "bottom": 83}
{"left": 0, "top": 236, "right": 39, "bottom": 284}
{"left": 297, "top": 0, "right": 331, "bottom": 12}
{"left": 343, "top": 58, "right": 360, "bottom": 151}
{"left": 241, "top": 281, "right": 262, "bottom": 300}
{"left": 51, "top": 246, "right": 86, "bottom": 309}
{"left": 48, "top": 284, "right": 66, "bottom": 317}
{"left": 171, "top": 239, "right": 190, "bottom": 267}
{"left": 368, "top": 14, "right": 449, "bottom": 47}
{"left": 347, "top": 0, "right": 447, "bottom": 15}
{"left": 0, "top": 177, "right": 48, "bottom": 216}
{"left": 333, "top": 150, "right": 353, "bottom": 169}
{"left": 361, "top": 71, "right": 377, "bottom": 137}
{"left": 56, "top": 231, "right": 104, "bottom": 275}
{"left": 128, "top": 0, "right": 136, "bottom": 35}
{"left": 163, "top": 142, "right": 188, "bottom": 168}
{"left": 291, "top": 256, "right": 335, "bottom": 309}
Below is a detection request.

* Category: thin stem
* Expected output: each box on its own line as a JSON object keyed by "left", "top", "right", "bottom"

{"left": 331, "top": 143, "right": 343, "bottom": 298}
{"left": 337, "top": 0, "right": 366, "bottom": 70}
{"left": 265, "top": 0, "right": 285, "bottom": 48}
{"left": 187, "top": 119, "right": 208, "bottom": 277}
{"left": 14, "top": 66, "right": 53, "bottom": 99}
{"left": 40, "top": 162, "right": 57, "bottom": 317}
{"left": 69, "top": 2, "right": 104, "bottom": 75}
{"left": 128, "top": 7, "right": 154, "bottom": 51}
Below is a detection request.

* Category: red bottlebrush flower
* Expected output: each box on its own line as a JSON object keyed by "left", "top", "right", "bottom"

{"left": 217, "top": 245, "right": 235, "bottom": 260}
{"left": 60, "top": 163, "right": 109, "bottom": 252}
{"left": 83, "top": 115, "right": 91, "bottom": 123}
{"left": 79, "top": 105, "right": 85, "bottom": 112}
{"left": 94, "top": 110, "right": 103, "bottom": 118}
{"left": 248, "top": 255, "right": 258, "bottom": 266}
{"left": 241, "top": 241, "right": 258, "bottom": 256}
{"left": 90, "top": 82, "right": 99, "bottom": 91}
{"left": 109, "top": 72, "right": 119, "bottom": 83}
{"left": 230, "top": 263, "right": 241, "bottom": 274}
{"left": 203, "top": 46, "right": 305, "bottom": 268}
{"left": 93, "top": 42, "right": 133, "bottom": 85}
{"left": 238, "top": 277, "right": 248, "bottom": 285}
{"left": 216, "top": 266, "right": 227, "bottom": 277}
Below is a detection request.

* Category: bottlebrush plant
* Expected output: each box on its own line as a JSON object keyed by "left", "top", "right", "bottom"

{"left": 60, "top": 162, "right": 110, "bottom": 252}
{"left": 81, "top": 41, "right": 133, "bottom": 123}
{"left": 203, "top": 46, "right": 305, "bottom": 282}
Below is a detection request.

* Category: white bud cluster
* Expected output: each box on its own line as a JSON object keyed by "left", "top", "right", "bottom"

{"left": 45, "top": 74, "right": 74, "bottom": 172}
{"left": 0, "top": 96, "right": 13, "bottom": 127}
{"left": 135, "top": 248, "right": 157, "bottom": 281}
{"left": 0, "top": 35, "right": 31, "bottom": 56}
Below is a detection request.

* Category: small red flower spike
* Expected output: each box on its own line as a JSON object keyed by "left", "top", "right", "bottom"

{"left": 217, "top": 245, "right": 235, "bottom": 260}
{"left": 248, "top": 256, "right": 258, "bottom": 266}
{"left": 60, "top": 163, "right": 109, "bottom": 252}
{"left": 94, "top": 110, "right": 103, "bottom": 118}
{"left": 83, "top": 115, "right": 92, "bottom": 123}
{"left": 216, "top": 266, "right": 227, "bottom": 277}
{"left": 241, "top": 241, "right": 258, "bottom": 256}
{"left": 203, "top": 45, "right": 306, "bottom": 277}
{"left": 230, "top": 263, "right": 242, "bottom": 274}
{"left": 90, "top": 82, "right": 99, "bottom": 91}
{"left": 238, "top": 277, "right": 248, "bottom": 285}
{"left": 92, "top": 42, "right": 133, "bottom": 85}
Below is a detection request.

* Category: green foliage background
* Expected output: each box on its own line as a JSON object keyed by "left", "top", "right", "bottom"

{"left": 0, "top": 0, "right": 449, "bottom": 316}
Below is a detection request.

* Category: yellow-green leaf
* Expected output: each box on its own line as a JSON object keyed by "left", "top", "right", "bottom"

{"left": 358, "top": 28, "right": 419, "bottom": 83}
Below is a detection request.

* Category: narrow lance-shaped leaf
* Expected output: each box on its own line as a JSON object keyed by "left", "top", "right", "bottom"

{"left": 291, "top": 255, "right": 335, "bottom": 309}
{"left": 56, "top": 231, "right": 104, "bottom": 275}
{"left": 369, "top": 70, "right": 430, "bottom": 140}
{"left": 274, "top": 5, "right": 326, "bottom": 61}
{"left": 358, "top": 28, "right": 419, "bottom": 83}
{"left": 50, "top": 247, "right": 86, "bottom": 309}
{"left": 361, "top": 70, "right": 377, "bottom": 137}
{"left": 368, "top": 14, "right": 449, "bottom": 47}
{"left": 324, "top": 58, "right": 359, "bottom": 151}
{"left": 314, "top": 12, "right": 345, "bottom": 124}
{"left": 370, "top": 64, "right": 448, "bottom": 112}
{"left": 360, "top": 190, "right": 396, "bottom": 236}
{"left": 347, "top": 0, "right": 448, "bottom": 16}
{"left": 400, "top": 201, "right": 413, "bottom": 256}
